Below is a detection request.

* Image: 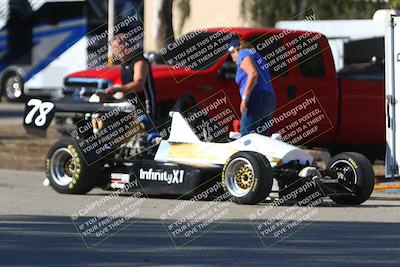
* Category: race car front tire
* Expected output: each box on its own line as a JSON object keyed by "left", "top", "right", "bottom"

{"left": 46, "top": 138, "right": 100, "bottom": 194}
{"left": 327, "top": 152, "right": 375, "bottom": 205}
{"left": 222, "top": 151, "right": 273, "bottom": 205}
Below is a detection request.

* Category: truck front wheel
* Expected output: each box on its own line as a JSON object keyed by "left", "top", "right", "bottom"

{"left": 1, "top": 73, "right": 24, "bottom": 102}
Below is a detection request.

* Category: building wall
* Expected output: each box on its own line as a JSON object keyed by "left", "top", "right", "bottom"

{"left": 144, "top": 0, "right": 253, "bottom": 51}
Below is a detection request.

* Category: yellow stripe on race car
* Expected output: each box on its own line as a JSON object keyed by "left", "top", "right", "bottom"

{"left": 168, "top": 143, "right": 238, "bottom": 163}
{"left": 167, "top": 143, "right": 282, "bottom": 166}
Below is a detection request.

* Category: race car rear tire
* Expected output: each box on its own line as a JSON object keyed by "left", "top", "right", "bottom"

{"left": 327, "top": 152, "right": 374, "bottom": 205}
{"left": 222, "top": 151, "right": 273, "bottom": 205}
{"left": 46, "top": 138, "right": 100, "bottom": 194}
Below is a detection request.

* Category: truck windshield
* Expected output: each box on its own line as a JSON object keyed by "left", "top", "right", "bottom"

{"left": 159, "top": 31, "right": 239, "bottom": 71}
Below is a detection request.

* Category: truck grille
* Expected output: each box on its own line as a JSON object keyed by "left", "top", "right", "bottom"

{"left": 62, "top": 78, "right": 112, "bottom": 98}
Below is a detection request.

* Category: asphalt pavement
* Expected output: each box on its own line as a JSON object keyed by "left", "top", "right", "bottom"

{"left": 0, "top": 169, "right": 399, "bottom": 266}
{"left": 0, "top": 103, "right": 24, "bottom": 125}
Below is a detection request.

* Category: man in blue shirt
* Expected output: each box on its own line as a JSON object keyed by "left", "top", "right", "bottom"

{"left": 228, "top": 39, "right": 276, "bottom": 136}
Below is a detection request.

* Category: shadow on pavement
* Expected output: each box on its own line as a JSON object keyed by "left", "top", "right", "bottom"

{"left": 0, "top": 215, "right": 399, "bottom": 266}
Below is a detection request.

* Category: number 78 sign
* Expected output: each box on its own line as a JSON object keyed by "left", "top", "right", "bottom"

{"left": 23, "top": 99, "right": 55, "bottom": 137}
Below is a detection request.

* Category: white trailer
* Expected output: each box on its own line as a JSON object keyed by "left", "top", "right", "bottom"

{"left": 276, "top": 17, "right": 384, "bottom": 70}
{"left": 384, "top": 10, "right": 400, "bottom": 178}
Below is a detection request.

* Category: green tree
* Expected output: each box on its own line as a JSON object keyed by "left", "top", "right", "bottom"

{"left": 390, "top": 0, "right": 400, "bottom": 9}
{"left": 241, "top": 0, "right": 390, "bottom": 26}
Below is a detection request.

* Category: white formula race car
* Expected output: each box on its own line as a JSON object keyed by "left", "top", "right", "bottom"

{"left": 23, "top": 96, "right": 375, "bottom": 205}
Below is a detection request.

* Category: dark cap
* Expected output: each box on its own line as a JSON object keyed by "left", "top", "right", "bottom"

{"left": 227, "top": 39, "right": 241, "bottom": 53}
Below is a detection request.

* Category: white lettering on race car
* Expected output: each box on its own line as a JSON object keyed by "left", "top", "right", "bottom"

{"left": 139, "top": 168, "right": 184, "bottom": 184}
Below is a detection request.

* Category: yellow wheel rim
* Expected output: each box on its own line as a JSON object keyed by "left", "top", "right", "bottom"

{"left": 235, "top": 165, "right": 254, "bottom": 189}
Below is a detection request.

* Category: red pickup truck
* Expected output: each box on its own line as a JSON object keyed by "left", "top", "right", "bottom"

{"left": 60, "top": 27, "right": 385, "bottom": 161}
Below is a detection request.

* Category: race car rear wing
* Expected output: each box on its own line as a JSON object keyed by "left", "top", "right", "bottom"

{"left": 23, "top": 99, "right": 135, "bottom": 137}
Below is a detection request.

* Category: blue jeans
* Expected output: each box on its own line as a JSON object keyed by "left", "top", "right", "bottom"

{"left": 240, "top": 92, "right": 276, "bottom": 136}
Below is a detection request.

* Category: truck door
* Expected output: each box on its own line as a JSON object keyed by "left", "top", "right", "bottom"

{"left": 248, "top": 32, "right": 338, "bottom": 145}
{"left": 287, "top": 32, "right": 339, "bottom": 145}
{"left": 385, "top": 13, "right": 400, "bottom": 178}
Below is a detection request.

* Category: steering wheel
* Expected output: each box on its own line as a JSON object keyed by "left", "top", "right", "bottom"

{"left": 171, "top": 92, "right": 200, "bottom": 113}
{"left": 171, "top": 93, "right": 217, "bottom": 142}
